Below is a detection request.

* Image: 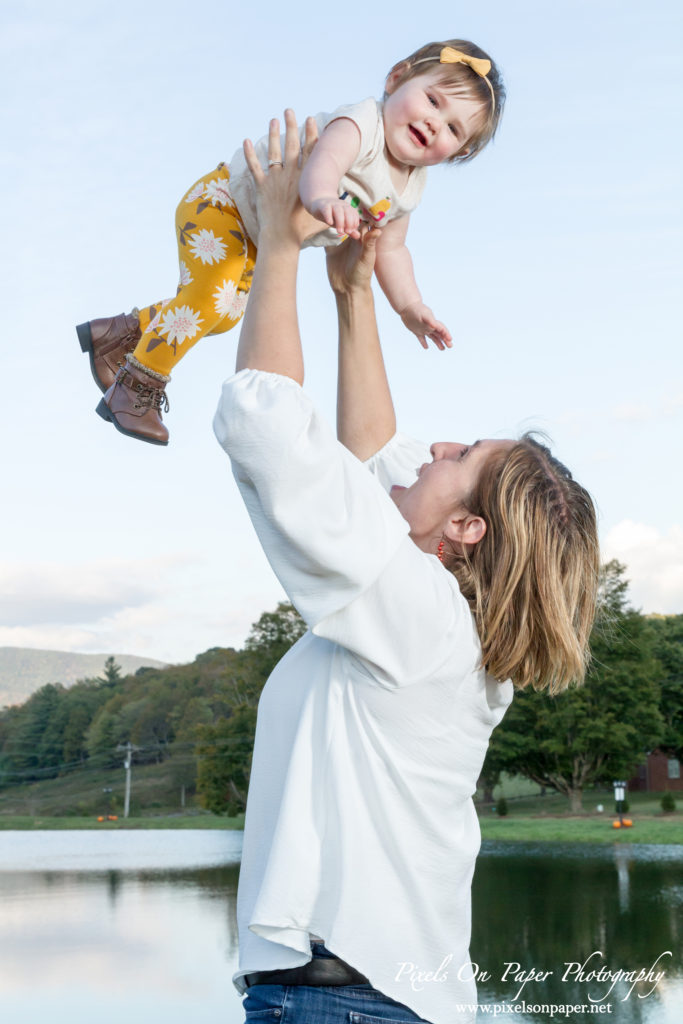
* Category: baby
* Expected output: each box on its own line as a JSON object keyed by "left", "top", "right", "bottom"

{"left": 77, "top": 39, "right": 504, "bottom": 445}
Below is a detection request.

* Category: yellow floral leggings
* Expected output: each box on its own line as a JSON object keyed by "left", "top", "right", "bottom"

{"left": 132, "top": 163, "right": 256, "bottom": 378}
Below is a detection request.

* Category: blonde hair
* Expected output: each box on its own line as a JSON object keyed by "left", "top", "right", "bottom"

{"left": 386, "top": 39, "right": 505, "bottom": 163}
{"left": 445, "top": 434, "right": 600, "bottom": 693}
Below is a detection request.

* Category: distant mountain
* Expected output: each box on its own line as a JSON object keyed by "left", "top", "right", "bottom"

{"left": 0, "top": 648, "right": 168, "bottom": 709}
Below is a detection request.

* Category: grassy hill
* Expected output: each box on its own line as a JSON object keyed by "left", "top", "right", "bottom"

{"left": 0, "top": 647, "right": 167, "bottom": 708}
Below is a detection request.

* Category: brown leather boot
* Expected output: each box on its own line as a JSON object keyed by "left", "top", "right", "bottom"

{"left": 96, "top": 357, "right": 170, "bottom": 446}
{"left": 76, "top": 311, "right": 141, "bottom": 392}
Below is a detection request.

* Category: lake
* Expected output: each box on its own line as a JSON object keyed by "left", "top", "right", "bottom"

{"left": 0, "top": 831, "right": 680, "bottom": 1023}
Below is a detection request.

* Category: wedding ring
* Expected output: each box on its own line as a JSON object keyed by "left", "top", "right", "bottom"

{"left": 268, "top": 160, "right": 284, "bottom": 168}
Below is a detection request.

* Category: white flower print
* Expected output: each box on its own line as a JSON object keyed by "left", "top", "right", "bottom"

{"left": 178, "top": 261, "right": 193, "bottom": 287}
{"left": 187, "top": 228, "right": 228, "bottom": 265}
{"left": 158, "top": 305, "right": 204, "bottom": 345}
{"left": 213, "top": 279, "right": 237, "bottom": 318}
{"left": 185, "top": 182, "right": 205, "bottom": 203}
{"left": 146, "top": 296, "right": 174, "bottom": 335}
{"left": 214, "top": 280, "right": 249, "bottom": 320}
{"left": 230, "top": 288, "right": 249, "bottom": 320}
{"left": 204, "top": 178, "right": 233, "bottom": 206}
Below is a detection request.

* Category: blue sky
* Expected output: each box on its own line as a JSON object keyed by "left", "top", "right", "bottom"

{"left": 1, "top": 0, "right": 681, "bottom": 663}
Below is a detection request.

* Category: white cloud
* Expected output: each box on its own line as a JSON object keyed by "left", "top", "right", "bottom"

{"left": 0, "top": 575, "right": 287, "bottom": 665}
{"left": 603, "top": 521, "right": 683, "bottom": 613}
{"left": 0, "top": 555, "right": 196, "bottom": 627}
{"left": 0, "top": 625, "right": 100, "bottom": 651}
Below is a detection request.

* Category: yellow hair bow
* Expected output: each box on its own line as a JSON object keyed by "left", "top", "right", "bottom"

{"left": 411, "top": 46, "right": 496, "bottom": 113}
{"left": 438, "top": 46, "right": 491, "bottom": 79}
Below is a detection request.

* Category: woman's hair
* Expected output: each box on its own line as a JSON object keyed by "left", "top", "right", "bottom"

{"left": 385, "top": 39, "right": 506, "bottom": 163}
{"left": 445, "top": 434, "right": 600, "bottom": 694}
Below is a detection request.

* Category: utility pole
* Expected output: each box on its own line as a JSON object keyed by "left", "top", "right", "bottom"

{"left": 116, "top": 742, "right": 135, "bottom": 818}
{"left": 124, "top": 742, "right": 132, "bottom": 818}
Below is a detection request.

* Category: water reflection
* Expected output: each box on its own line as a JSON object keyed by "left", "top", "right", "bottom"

{"left": 0, "top": 864, "right": 243, "bottom": 1024}
{"left": 472, "top": 842, "right": 683, "bottom": 1023}
{"left": 0, "top": 834, "right": 680, "bottom": 1024}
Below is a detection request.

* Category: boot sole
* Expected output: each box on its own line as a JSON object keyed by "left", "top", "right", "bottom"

{"left": 96, "top": 399, "right": 169, "bottom": 447}
{"left": 76, "top": 321, "right": 109, "bottom": 394}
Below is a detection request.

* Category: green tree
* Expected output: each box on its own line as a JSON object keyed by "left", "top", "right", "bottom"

{"left": 100, "top": 656, "right": 123, "bottom": 686}
{"left": 194, "top": 604, "right": 306, "bottom": 815}
{"left": 195, "top": 705, "right": 257, "bottom": 814}
{"left": 60, "top": 682, "right": 110, "bottom": 765}
{"left": 85, "top": 694, "right": 128, "bottom": 767}
{"left": 484, "top": 562, "right": 665, "bottom": 811}
{"left": 0, "top": 684, "right": 65, "bottom": 781}
{"left": 646, "top": 614, "right": 683, "bottom": 759}
{"left": 244, "top": 602, "right": 306, "bottom": 679}
{"left": 62, "top": 702, "right": 94, "bottom": 764}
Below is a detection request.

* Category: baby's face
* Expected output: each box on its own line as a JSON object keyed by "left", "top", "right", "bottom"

{"left": 383, "top": 69, "right": 485, "bottom": 169}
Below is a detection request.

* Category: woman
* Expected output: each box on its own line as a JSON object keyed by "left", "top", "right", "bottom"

{"left": 213, "top": 112, "right": 600, "bottom": 1024}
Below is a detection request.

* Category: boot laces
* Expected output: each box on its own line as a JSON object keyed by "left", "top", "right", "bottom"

{"left": 134, "top": 383, "right": 170, "bottom": 413}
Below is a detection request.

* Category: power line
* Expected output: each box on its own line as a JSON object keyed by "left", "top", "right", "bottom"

{"left": 0, "top": 736, "right": 251, "bottom": 782}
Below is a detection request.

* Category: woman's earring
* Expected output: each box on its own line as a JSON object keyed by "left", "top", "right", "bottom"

{"left": 437, "top": 539, "right": 445, "bottom": 562}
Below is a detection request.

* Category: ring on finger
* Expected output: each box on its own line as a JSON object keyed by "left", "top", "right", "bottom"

{"left": 268, "top": 160, "right": 284, "bottom": 168}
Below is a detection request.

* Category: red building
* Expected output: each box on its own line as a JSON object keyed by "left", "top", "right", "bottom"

{"left": 628, "top": 750, "right": 683, "bottom": 792}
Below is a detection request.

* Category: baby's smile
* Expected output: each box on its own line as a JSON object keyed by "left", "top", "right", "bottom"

{"left": 409, "top": 124, "right": 427, "bottom": 147}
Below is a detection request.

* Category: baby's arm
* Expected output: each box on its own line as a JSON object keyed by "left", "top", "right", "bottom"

{"left": 374, "top": 217, "right": 452, "bottom": 350}
{"left": 299, "top": 118, "right": 362, "bottom": 239}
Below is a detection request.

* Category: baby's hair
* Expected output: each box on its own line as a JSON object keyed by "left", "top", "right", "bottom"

{"left": 386, "top": 39, "right": 505, "bottom": 163}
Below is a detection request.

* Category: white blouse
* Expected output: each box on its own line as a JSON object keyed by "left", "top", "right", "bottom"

{"left": 213, "top": 370, "right": 513, "bottom": 1024}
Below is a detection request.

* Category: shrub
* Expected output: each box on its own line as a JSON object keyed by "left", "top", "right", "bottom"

{"left": 661, "top": 792, "right": 676, "bottom": 813}
{"left": 496, "top": 797, "right": 509, "bottom": 817}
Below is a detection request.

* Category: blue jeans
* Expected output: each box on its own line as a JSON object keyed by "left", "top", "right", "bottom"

{"left": 242, "top": 942, "right": 432, "bottom": 1023}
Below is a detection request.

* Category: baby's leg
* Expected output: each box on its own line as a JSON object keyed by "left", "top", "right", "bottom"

{"left": 129, "top": 164, "right": 254, "bottom": 378}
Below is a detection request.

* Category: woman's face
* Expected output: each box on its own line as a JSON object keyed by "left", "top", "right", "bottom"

{"left": 390, "top": 440, "right": 514, "bottom": 552}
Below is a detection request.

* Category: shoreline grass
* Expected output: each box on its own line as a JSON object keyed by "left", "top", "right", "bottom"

{"left": 0, "top": 813, "right": 245, "bottom": 830}
{"left": 0, "top": 810, "right": 680, "bottom": 844}
{"left": 478, "top": 814, "right": 682, "bottom": 844}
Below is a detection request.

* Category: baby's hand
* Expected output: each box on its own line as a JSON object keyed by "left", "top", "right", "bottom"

{"left": 309, "top": 196, "right": 361, "bottom": 239}
{"left": 400, "top": 301, "right": 453, "bottom": 351}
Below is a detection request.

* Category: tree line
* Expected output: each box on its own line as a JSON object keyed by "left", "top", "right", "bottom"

{"left": 0, "top": 564, "right": 681, "bottom": 815}
{"left": 0, "top": 603, "right": 306, "bottom": 815}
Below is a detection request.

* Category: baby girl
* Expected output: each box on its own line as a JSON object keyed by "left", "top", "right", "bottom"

{"left": 77, "top": 38, "right": 504, "bottom": 445}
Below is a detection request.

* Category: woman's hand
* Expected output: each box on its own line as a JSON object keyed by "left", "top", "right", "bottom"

{"left": 326, "top": 227, "right": 379, "bottom": 297}
{"left": 243, "top": 109, "right": 321, "bottom": 248}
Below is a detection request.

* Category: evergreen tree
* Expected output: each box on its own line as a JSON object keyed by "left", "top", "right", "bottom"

{"left": 100, "top": 656, "right": 123, "bottom": 686}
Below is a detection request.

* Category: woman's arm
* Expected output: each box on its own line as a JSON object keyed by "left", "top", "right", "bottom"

{"left": 216, "top": 112, "right": 466, "bottom": 688}
{"left": 326, "top": 231, "right": 397, "bottom": 460}
{"left": 235, "top": 112, "right": 320, "bottom": 384}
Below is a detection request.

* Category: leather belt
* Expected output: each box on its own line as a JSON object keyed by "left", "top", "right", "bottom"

{"left": 244, "top": 955, "right": 370, "bottom": 988}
